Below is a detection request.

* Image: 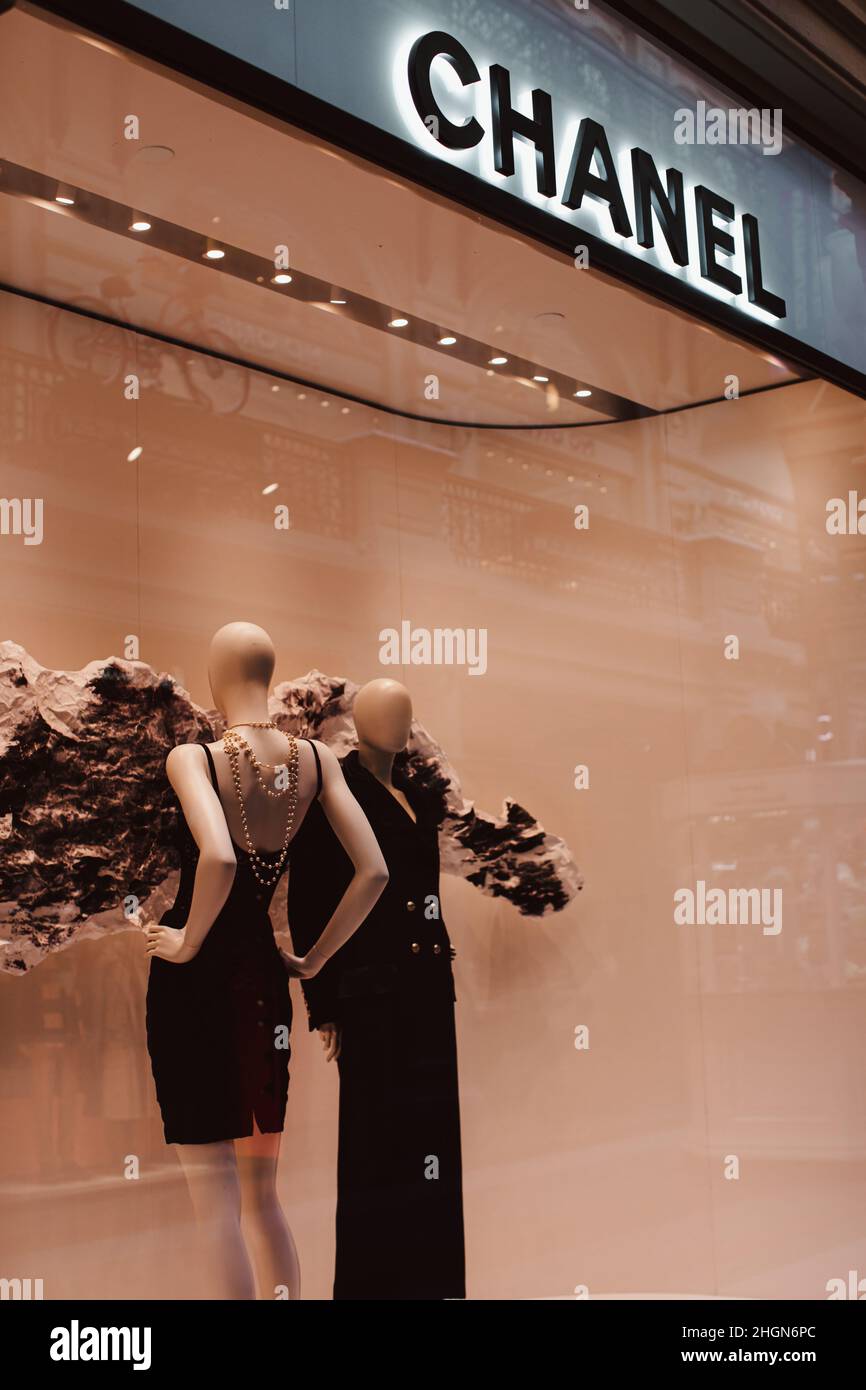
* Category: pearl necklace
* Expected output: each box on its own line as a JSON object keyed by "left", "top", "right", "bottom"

{"left": 222, "top": 721, "right": 300, "bottom": 887}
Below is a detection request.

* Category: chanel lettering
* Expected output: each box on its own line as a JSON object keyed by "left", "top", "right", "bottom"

{"left": 404, "top": 30, "right": 786, "bottom": 320}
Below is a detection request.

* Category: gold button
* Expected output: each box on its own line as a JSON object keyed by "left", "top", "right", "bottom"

{"left": 406, "top": 900, "right": 416, "bottom": 912}
{"left": 411, "top": 942, "right": 421, "bottom": 954}
{"left": 433, "top": 944, "right": 441, "bottom": 955}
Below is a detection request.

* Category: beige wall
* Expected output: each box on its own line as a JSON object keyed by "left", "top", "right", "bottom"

{"left": 1, "top": 291, "right": 865, "bottom": 1299}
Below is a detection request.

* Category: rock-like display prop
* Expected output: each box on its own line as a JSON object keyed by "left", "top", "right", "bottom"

{"left": 0, "top": 646, "right": 582, "bottom": 973}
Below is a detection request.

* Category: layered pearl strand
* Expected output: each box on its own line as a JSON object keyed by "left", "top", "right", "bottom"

{"left": 222, "top": 720, "right": 300, "bottom": 887}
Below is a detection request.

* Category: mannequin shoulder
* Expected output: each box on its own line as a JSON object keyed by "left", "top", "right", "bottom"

{"left": 307, "top": 739, "right": 350, "bottom": 789}
{"left": 165, "top": 741, "right": 211, "bottom": 786}
{"left": 307, "top": 738, "right": 337, "bottom": 772}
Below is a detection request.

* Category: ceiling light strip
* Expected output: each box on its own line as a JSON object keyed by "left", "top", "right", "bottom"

{"left": 0, "top": 159, "right": 654, "bottom": 422}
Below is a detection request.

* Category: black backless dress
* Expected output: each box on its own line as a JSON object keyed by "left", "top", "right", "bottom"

{"left": 146, "top": 739, "right": 322, "bottom": 1145}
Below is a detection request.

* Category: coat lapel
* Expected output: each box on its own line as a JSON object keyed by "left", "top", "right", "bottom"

{"left": 344, "top": 750, "right": 425, "bottom": 843}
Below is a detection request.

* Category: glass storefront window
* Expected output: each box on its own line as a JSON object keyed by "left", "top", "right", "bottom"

{"left": 1, "top": 0, "right": 864, "bottom": 1305}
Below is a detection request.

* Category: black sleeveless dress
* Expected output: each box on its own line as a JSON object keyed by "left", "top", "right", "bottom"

{"left": 145, "top": 739, "right": 322, "bottom": 1146}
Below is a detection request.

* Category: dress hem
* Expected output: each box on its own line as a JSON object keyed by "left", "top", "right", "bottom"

{"left": 164, "top": 1124, "right": 285, "bottom": 1146}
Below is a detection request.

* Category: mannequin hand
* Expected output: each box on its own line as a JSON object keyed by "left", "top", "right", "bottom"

{"left": 144, "top": 925, "right": 198, "bottom": 964}
{"left": 317, "top": 1023, "right": 341, "bottom": 1062}
{"left": 281, "top": 951, "right": 321, "bottom": 979}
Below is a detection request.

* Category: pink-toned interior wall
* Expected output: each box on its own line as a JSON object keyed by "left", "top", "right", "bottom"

{"left": 1, "top": 292, "right": 865, "bottom": 1299}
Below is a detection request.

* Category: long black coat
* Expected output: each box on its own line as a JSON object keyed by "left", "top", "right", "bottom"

{"left": 288, "top": 749, "right": 465, "bottom": 1300}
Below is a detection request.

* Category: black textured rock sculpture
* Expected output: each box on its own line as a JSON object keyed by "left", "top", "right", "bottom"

{"left": 0, "top": 647, "right": 582, "bottom": 973}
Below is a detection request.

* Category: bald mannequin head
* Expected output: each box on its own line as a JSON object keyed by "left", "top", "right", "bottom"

{"left": 354, "top": 678, "right": 412, "bottom": 754}
{"left": 208, "top": 622, "right": 275, "bottom": 714}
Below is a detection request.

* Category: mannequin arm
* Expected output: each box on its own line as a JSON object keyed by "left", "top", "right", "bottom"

{"left": 145, "top": 744, "right": 236, "bottom": 963}
{"left": 317, "top": 1022, "right": 341, "bottom": 1062}
{"left": 290, "top": 742, "right": 387, "bottom": 977}
{"left": 295, "top": 958, "right": 343, "bottom": 1028}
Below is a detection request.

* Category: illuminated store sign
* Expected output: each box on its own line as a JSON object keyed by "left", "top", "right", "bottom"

{"left": 399, "top": 30, "right": 786, "bottom": 321}
{"left": 56, "top": 0, "right": 866, "bottom": 389}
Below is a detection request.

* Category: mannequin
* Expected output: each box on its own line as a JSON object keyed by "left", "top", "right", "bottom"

{"left": 144, "top": 623, "right": 388, "bottom": 1300}
{"left": 289, "top": 678, "right": 465, "bottom": 1299}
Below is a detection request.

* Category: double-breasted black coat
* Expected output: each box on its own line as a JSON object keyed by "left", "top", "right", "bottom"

{"left": 288, "top": 749, "right": 465, "bottom": 1300}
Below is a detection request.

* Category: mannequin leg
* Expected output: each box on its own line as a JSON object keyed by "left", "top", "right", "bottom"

{"left": 235, "top": 1126, "right": 301, "bottom": 1300}
{"left": 175, "top": 1140, "right": 256, "bottom": 1300}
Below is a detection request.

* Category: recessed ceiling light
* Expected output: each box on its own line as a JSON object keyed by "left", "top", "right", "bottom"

{"left": 127, "top": 446, "right": 143, "bottom": 462}
{"left": 297, "top": 392, "right": 306, "bottom": 400}
{"left": 271, "top": 385, "right": 280, "bottom": 392}
{"left": 574, "top": 388, "right": 592, "bottom": 398}
{"left": 389, "top": 317, "right": 409, "bottom": 328}
{"left": 533, "top": 375, "right": 549, "bottom": 383}
{"left": 133, "top": 145, "right": 174, "bottom": 164}
{"left": 489, "top": 356, "right": 508, "bottom": 365}
{"left": 341, "top": 406, "right": 350, "bottom": 414}
{"left": 55, "top": 193, "right": 75, "bottom": 206}
{"left": 330, "top": 297, "right": 347, "bottom": 305}
{"left": 129, "top": 219, "right": 151, "bottom": 232}
{"left": 321, "top": 400, "right": 330, "bottom": 407}
{"left": 438, "top": 335, "right": 457, "bottom": 346}
{"left": 204, "top": 247, "right": 225, "bottom": 260}
{"left": 262, "top": 483, "right": 279, "bottom": 495}
{"left": 272, "top": 273, "right": 292, "bottom": 284}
